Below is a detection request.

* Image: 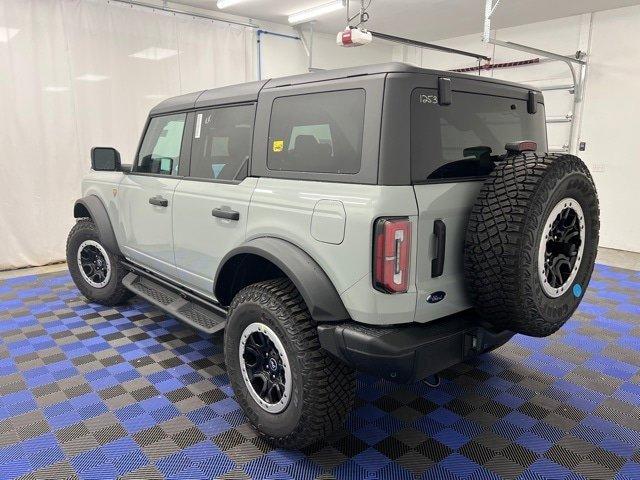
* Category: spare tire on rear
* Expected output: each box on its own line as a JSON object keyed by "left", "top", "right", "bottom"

{"left": 464, "top": 153, "right": 600, "bottom": 337}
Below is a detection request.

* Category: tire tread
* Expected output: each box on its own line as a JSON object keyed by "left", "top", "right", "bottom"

{"left": 464, "top": 153, "right": 599, "bottom": 336}
{"left": 226, "top": 278, "right": 355, "bottom": 448}
{"left": 66, "top": 219, "right": 132, "bottom": 306}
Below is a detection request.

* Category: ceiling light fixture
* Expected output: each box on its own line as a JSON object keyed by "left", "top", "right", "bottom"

{"left": 44, "top": 86, "right": 70, "bottom": 92}
{"left": 217, "top": 0, "right": 246, "bottom": 9}
{"left": 76, "top": 74, "right": 109, "bottom": 82}
{"left": 129, "top": 47, "right": 178, "bottom": 61}
{"left": 288, "top": 0, "right": 345, "bottom": 24}
{"left": 0, "top": 27, "right": 19, "bottom": 42}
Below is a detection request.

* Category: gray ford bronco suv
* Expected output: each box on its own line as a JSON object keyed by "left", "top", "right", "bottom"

{"left": 67, "top": 63, "right": 599, "bottom": 448}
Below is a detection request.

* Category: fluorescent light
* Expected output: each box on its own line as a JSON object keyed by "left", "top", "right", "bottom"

{"left": 76, "top": 74, "right": 109, "bottom": 82}
{"left": 130, "top": 47, "right": 178, "bottom": 61}
{"left": 217, "top": 0, "right": 246, "bottom": 8}
{"left": 0, "top": 27, "right": 19, "bottom": 42}
{"left": 288, "top": 0, "right": 344, "bottom": 24}
{"left": 44, "top": 86, "right": 70, "bottom": 92}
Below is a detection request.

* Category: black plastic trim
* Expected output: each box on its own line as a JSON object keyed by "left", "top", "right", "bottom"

{"left": 122, "top": 272, "right": 226, "bottom": 335}
{"left": 528, "top": 90, "right": 539, "bottom": 114}
{"left": 318, "top": 312, "right": 514, "bottom": 383}
{"left": 214, "top": 237, "right": 349, "bottom": 322}
{"left": 431, "top": 219, "right": 446, "bottom": 278}
{"left": 123, "top": 260, "right": 227, "bottom": 316}
{"left": 90, "top": 147, "right": 121, "bottom": 171}
{"left": 438, "top": 77, "right": 452, "bottom": 106}
{"left": 124, "top": 172, "right": 185, "bottom": 180}
{"left": 413, "top": 176, "right": 487, "bottom": 185}
{"left": 179, "top": 111, "right": 195, "bottom": 177}
{"left": 73, "top": 195, "right": 121, "bottom": 256}
{"left": 212, "top": 208, "right": 240, "bottom": 221}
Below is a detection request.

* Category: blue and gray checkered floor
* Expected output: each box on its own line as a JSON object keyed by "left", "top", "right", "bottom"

{"left": 1, "top": 264, "right": 639, "bottom": 480}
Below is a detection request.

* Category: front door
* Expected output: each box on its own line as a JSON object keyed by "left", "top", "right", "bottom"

{"left": 173, "top": 105, "right": 257, "bottom": 297}
{"left": 119, "top": 112, "right": 188, "bottom": 278}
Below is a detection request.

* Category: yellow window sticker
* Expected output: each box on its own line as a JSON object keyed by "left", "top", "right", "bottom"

{"left": 273, "top": 140, "right": 284, "bottom": 153}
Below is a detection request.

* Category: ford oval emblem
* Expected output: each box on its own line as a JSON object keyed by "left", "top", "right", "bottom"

{"left": 426, "top": 291, "right": 446, "bottom": 304}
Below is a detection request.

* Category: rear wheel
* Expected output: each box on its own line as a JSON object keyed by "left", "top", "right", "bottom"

{"left": 224, "top": 278, "right": 355, "bottom": 448}
{"left": 464, "top": 153, "right": 600, "bottom": 337}
{"left": 66, "top": 219, "right": 132, "bottom": 305}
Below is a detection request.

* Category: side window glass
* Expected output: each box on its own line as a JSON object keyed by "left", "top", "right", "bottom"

{"left": 289, "top": 124, "right": 333, "bottom": 153}
{"left": 136, "top": 113, "right": 186, "bottom": 175}
{"left": 189, "top": 105, "right": 255, "bottom": 181}
{"left": 267, "top": 90, "right": 365, "bottom": 174}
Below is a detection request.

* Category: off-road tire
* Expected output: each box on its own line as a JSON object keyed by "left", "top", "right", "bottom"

{"left": 224, "top": 278, "right": 356, "bottom": 448}
{"left": 66, "top": 219, "right": 132, "bottom": 306}
{"left": 464, "top": 153, "right": 599, "bottom": 337}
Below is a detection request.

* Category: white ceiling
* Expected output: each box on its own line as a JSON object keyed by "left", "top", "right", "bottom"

{"left": 170, "top": 0, "right": 640, "bottom": 40}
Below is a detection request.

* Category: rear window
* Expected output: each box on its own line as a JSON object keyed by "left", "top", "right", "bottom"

{"left": 267, "top": 89, "right": 365, "bottom": 174}
{"left": 411, "top": 89, "right": 547, "bottom": 182}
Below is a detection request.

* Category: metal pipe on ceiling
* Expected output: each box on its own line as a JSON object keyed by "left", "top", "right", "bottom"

{"left": 113, "top": 0, "right": 258, "bottom": 29}
{"left": 256, "top": 30, "right": 301, "bottom": 80}
{"left": 369, "top": 31, "right": 491, "bottom": 62}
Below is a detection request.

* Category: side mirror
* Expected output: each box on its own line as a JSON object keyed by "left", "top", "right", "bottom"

{"left": 91, "top": 147, "right": 121, "bottom": 171}
{"left": 159, "top": 157, "right": 173, "bottom": 175}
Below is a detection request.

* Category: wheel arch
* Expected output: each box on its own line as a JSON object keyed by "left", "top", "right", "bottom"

{"left": 214, "top": 237, "right": 349, "bottom": 322}
{"left": 74, "top": 195, "right": 121, "bottom": 256}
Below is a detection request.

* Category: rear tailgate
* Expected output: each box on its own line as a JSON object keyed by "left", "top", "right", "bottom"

{"left": 409, "top": 82, "right": 547, "bottom": 323}
{"left": 413, "top": 182, "right": 483, "bottom": 323}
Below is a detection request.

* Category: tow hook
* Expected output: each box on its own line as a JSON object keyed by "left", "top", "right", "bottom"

{"left": 463, "top": 331, "right": 483, "bottom": 357}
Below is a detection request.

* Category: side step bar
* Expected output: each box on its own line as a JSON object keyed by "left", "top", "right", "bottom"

{"left": 122, "top": 272, "right": 226, "bottom": 334}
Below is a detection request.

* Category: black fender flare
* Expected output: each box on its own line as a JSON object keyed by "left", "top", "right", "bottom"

{"left": 74, "top": 195, "right": 121, "bottom": 256}
{"left": 214, "top": 237, "right": 349, "bottom": 322}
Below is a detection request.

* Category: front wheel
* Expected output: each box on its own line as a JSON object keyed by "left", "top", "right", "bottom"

{"left": 66, "top": 219, "right": 132, "bottom": 305}
{"left": 224, "top": 278, "right": 355, "bottom": 448}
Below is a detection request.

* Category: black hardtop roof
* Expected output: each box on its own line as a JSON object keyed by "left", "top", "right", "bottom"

{"left": 149, "top": 62, "right": 537, "bottom": 115}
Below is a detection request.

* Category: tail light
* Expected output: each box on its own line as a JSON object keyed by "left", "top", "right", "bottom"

{"left": 373, "top": 217, "right": 411, "bottom": 293}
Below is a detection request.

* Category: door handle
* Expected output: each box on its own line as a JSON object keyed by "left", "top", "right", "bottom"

{"left": 431, "top": 219, "right": 446, "bottom": 278}
{"left": 149, "top": 196, "right": 168, "bottom": 207}
{"left": 212, "top": 207, "right": 240, "bottom": 221}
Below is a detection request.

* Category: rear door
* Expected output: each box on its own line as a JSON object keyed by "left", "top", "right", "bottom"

{"left": 119, "top": 112, "right": 188, "bottom": 277}
{"left": 411, "top": 87, "right": 547, "bottom": 322}
{"left": 172, "top": 105, "right": 257, "bottom": 297}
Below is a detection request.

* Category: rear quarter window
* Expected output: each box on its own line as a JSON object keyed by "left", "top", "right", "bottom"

{"left": 411, "top": 88, "right": 547, "bottom": 183}
{"left": 267, "top": 89, "right": 365, "bottom": 174}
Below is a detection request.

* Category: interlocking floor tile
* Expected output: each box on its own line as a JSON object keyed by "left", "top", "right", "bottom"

{"left": 0, "top": 265, "right": 639, "bottom": 479}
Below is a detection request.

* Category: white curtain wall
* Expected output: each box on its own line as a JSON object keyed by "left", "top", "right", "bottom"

{"left": 0, "top": 0, "right": 256, "bottom": 270}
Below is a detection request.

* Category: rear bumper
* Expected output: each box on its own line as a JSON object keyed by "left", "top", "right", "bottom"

{"left": 317, "top": 311, "right": 514, "bottom": 383}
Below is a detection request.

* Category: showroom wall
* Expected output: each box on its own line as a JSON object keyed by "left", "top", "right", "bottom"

{"left": 255, "top": 5, "right": 640, "bottom": 254}
{"left": 0, "top": 0, "right": 396, "bottom": 270}
{"left": 2, "top": 0, "right": 639, "bottom": 270}
{"left": 0, "top": 0, "right": 255, "bottom": 270}
{"left": 258, "top": 27, "right": 396, "bottom": 79}
{"left": 391, "top": 6, "right": 640, "bottom": 253}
